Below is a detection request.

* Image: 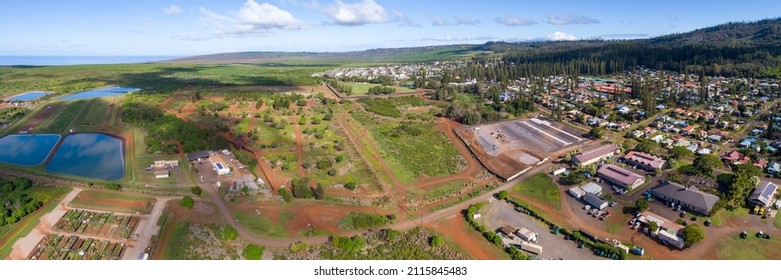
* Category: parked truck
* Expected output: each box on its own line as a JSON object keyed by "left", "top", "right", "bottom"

{"left": 518, "top": 241, "right": 543, "bottom": 255}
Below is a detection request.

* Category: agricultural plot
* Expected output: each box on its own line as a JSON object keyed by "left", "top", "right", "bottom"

{"left": 53, "top": 209, "right": 139, "bottom": 240}
{"left": 35, "top": 100, "right": 87, "bottom": 134}
{"left": 8, "top": 102, "right": 65, "bottom": 134}
{"left": 68, "top": 190, "right": 156, "bottom": 214}
{"left": 456, "top": 117, "right": 587, "bottom": 180}
{"left": 66, "top": 97, "right": 114, "bottom": 131}
{"left": 27, "top": 234, "right": 125, "bottom": 260}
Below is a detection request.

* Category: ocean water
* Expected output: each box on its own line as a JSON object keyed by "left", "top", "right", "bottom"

{"left": 0, "top": 56, "right": 178, "bottom": 66}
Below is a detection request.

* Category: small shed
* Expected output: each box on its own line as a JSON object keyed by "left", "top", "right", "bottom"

{"left": 516, "top": 227, "right": 538, "bottom": 243}
{"left": 568, "top": 187, "right": 586, "bottom": 199}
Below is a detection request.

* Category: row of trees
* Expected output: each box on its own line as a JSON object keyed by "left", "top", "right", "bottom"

{"left": 325, "top": 79, "right": 353, "bottom": 95}
{"left": 0, "top": 177, "right": 41, "bottom": 226}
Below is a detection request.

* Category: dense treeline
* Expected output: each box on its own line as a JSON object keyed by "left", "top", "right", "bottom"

{"left": 0, "top": 177, "right": 41, "bottom": 226}
{"left": 367, "top": 85, "right": 397, "bottom": 95}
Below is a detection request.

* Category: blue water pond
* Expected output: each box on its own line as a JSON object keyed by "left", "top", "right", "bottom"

{"left": 45, "top": 133, "right": 125, "bottom": 181}
{"left": 0, "top": 134, "right": 61, "bottom": 166}
{"left": 59, "top": 86, "right": 140, "bottom": 101}
{"left": 8, "top": 91, "right": 48, "bottom": 101}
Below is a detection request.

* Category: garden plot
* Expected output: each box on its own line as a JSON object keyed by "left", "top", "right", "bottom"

{"left": 53, "top": 209, "right": 139, "bottom": 240}
{"left": 27, "top": 234, "right": 126, "bottom": 260}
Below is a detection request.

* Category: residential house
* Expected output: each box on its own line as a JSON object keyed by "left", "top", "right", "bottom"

{"left": 623, "top": 151, "right": 666, "bottom": 170}
{"left": 651, "top": 181, "right": 720, "bottom": 215}
{"left": 572, "top": 144, "right": 620, "bottom": 166}
{"left": 637, "top": 211, "right": 685, "bottom": 249}
{"left": 597, "top": 164, "right": 646, "bottom": 190}
{"left": 748, "top": 181, "right": 778, "bottom": 207}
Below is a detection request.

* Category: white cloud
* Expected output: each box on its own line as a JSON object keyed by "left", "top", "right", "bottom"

{"left": 238, "top": 0, "right": 300, "bottom": 29}
{"left": 547, "top": 13, "right": 599, "bottom": 25}
{"left": 163, "top": 5, "right": 183, "bottom": 15}
{"left": 547, "top": 31, "right": 576, "bottom": 41}
{"left": 394, "top": 11, "right": 420, "bottom": 27}
{"left": 430, "top": 16, "right": 448, "bottom": 26}
{"left": 667, "top": 14, "right": 678, "bottom": 21}
{"left": 327, "top": 0, "right": 389, "bottom": 26}
{"left": 495, "top": 16, "right": 535, "bottom": 27}
{"left": 192, "top": 0, "right": 303, "bottom": 38}
{"left": 454, "top": 17, "right": 480, "bottom": 25}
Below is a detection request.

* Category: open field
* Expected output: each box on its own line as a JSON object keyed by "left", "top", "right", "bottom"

{"left": 68, "top": 190, "right": 157, "bottom": 214}
{"left": 715, "top": 234, "right": 781, "bottom": 259}
{"left": 513, "top": 173, "right": 562, "bottom": 212}
{"left": 0, "top": 186, "right": 70, "bottom": 259}
{"left": 347, "top": 82, "right": 416, "bottom": 96}
{"left": 36, "top": 100, "right": 86, "bottom": 134}
{"left": 456, "top": 117, "right": 587, "bottom": 180}
{"left": 67, "top": 97, "right": 114, "bottom": 130}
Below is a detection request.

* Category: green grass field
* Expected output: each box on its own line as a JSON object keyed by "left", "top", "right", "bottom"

{"left": 513, "top": 173, "right": 562, "bottom": 212}
{"left": 161, "top": 221, "right": 191, "bottom": 260}
{"left": 370, "top": 122, "right": 465, "bottom": 184}
{"left": 37, "top": 100, "right": 87, "bottom": 133}
{"left": 0, "top": 186, "right": 71, "bottom": 259}
{"left": 348, "top": 83, "right": 416, "bottom": 96}
{"left": 68, "top": 97, "right": 112, "bottom": 130}
{"left": 715, "top": 234, "right": 781, "bottom": 259}
{"left": 235, "top": 211, "right": 287, "bottom": 238}
{"left": 68, "top": 190, "right": 157, "bottom": 214}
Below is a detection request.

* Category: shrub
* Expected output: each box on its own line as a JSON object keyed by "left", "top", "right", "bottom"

{"left": 220, "top": 225, "right": 238, "bottom": 240}
{"left": 429, "top": 234, "right": 444, "bottom": 247}
{"left": 180, "top": 196, "right": 194, "bottom": 209}
{"left": 497, "top": 190, "right": 509, "bottom": 200}
{"left": 104, "top": 183, "right": 121, "bottom": 190}
{"left": 278, "top": 188, "right": 292, "bottom": 202}
{"left": 190, "top": 186, "right": 202, "bottom": 196}
{"left": 344, "top": 181, "right": 357, "bottom": 191}
{"left": 327, "top": 169, "right": 337, "bottom": 176}
{"left": 243, "top": 244, "right": 264, "bottom": 260}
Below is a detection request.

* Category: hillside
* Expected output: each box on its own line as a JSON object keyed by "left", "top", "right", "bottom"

{"left": 171, "top": 45, "right": 483, "bottom": 65}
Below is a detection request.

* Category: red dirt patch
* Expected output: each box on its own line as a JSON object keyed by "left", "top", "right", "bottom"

{"left": 18, "top": 103, "right": 63, "bottom": 133}
{"left": 429, "top": 215, "right": 504, "bottom": 260}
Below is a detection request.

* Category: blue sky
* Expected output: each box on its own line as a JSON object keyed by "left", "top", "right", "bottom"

{"left": 1, "top": 0, "right": 779, "bottom": 56}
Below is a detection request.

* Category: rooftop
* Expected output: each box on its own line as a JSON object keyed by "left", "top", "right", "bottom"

{"left": 573, "top": 144, "right": 620, "bottom": 164}
{"left": 652, "top": 181, "right": 720, "bottom": 213}
{"left": 597, "top": 164, "right": 644, "bottom": 186}
{"left": 624, "top": 151, "right": 666, "bottom": 169}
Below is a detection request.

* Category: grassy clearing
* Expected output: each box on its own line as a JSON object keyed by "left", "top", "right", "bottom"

{"left": 37, "top": 100, "right": 87, "bottom": 133}
{"left": 68, "top": 190, "right": 157, "bottom": 214}
{"left": 710, "top": 207, "right": 751, "bottom": 227}
{"left": 513, "top": 173, "right": 562, "bottom": 212}
{"left": 348, "top": 82, "right": 415, "bottom": 96}
{"left": 69, "top": 97, "right": 112, "bottom": 129}
{"left": 235, "top": 211, "right": 287, "bottom": 238}
{"left": 371, "top": 122, "right": 464, "bottom": 183}
{"left": 426, "top": 180, "right": 469, "bottom": 201}
{"left": 0, "top": 186, "right": 71, "bottom": 259}
{"left": 161, "top": 221, "right": 191, "bottom": 260}
{"left": 715, "top": 235, "right": 781, "bottom": 260}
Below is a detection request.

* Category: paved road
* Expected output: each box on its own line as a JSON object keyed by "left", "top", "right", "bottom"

{"left": 122, "top": 196, "right": 177, "bottom": 260}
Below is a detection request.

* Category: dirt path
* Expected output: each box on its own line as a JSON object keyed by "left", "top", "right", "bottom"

{"left": 294, "top": 122, "right": 306, "bottom": 178}
{"left": 429, "top": 215, "right": 503, "bottom": 260}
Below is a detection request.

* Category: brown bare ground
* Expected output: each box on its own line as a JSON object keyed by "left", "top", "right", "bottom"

{"left": 429, "top": 215, "right": 504, "bottom": 260}
{"left": 18, "top": 102, "right": 63, "bottom": 132}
